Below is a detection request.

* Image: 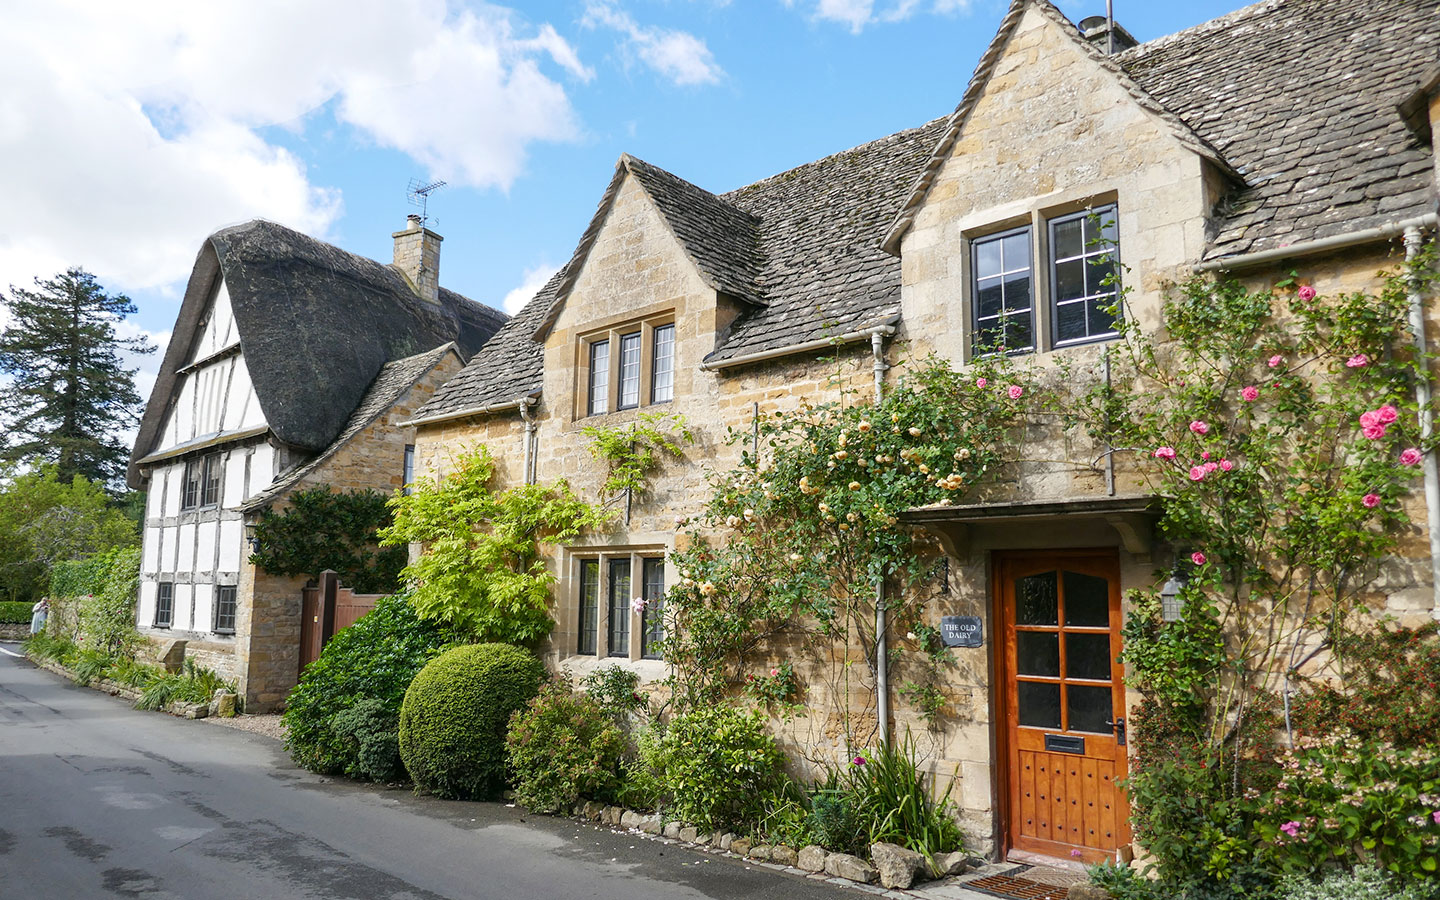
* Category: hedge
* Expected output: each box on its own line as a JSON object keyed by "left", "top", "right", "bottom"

{"left": 0, "top": 601, "right": 35, "bottom": 624}
{"left": 398, "top": 643, "right": 544, "bottom": 800}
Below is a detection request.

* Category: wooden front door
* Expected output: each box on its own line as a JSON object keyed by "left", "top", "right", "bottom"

{"left": 998, "top": 550, "right": 1130, "bottom": 863}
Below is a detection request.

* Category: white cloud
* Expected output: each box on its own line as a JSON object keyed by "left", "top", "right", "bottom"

{"left": 500, "top": 263, "right": 561, "bottom": 314}
{"left": 583, "top": 3, "right": 725, "bottom": 86}
{"left": 800, "top": 0, "right": 970, "bottom": 32}
{"left": 0, "top": 0, "right": 589, "bottom": 299}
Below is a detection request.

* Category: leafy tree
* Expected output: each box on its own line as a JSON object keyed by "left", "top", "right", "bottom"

{"left": 380, "top": 447, "right": 608, "bottom": 645}
{"left": 0, "top": 464, "right": 137, "bottom": 603}
{"left": 0, "top": 268, "right": 154, "bottom": 488}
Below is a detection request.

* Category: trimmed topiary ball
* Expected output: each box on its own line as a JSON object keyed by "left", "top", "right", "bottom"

{"left": 398, "top": 643, "right": 544, "bottom": 799}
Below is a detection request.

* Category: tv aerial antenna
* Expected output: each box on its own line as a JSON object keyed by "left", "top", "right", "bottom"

{"left": 406, "top": 178, "right": 447, "bottom": 228}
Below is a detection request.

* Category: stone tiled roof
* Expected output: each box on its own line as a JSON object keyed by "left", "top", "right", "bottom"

{"left": 412, "top": 266, "right": 567, "bottom": 420}
{"left": 239, "top": 344, "right": 458, "bottom": 512}
{"left": 624, "top": 155, "right": 766, "bottom": 306}
{"left": 1119, "top": 0, "right": 1439, "bottom": 258}
{"left": 711, "top": 118, "right": 950, "bottom": 363}
{"left": 414, "top": 0, "right": 1437, "bottom": 420}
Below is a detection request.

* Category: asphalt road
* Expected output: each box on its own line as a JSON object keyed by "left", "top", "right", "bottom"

{"left": 0, "top": 646, "right": 857, "bottom": 900}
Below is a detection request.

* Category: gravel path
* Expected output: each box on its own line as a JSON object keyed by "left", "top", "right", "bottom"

{"left": 202, "top": 712, "right": 286, "bottom": 741}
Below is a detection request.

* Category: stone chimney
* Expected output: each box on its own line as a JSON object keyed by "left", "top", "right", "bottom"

{"left": 1078, "top": 14, "right": 1138, "bottom": 54}
{"left": 392, "top": 214, "right": 443, "bottom": 304}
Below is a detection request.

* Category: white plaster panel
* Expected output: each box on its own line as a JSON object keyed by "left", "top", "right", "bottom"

{"left": 174, "top": 583, "right": 193, "bottom": 631}
{"left": 196, "top": 521, "right": 217, "bottom": 573}
{"left": 193, "top": 282, "right": 235, "bottom": 358}
{"left": 136, "top": 582, "right": 156, "bottom": 628}
{"left": 223, "top": 358, "right": 263, "bottom": 432}
{"left": 222, "top": 449, "right": 247, "bottom": 508}
{"left": 219, "top": 519, "right": 243, "bottom": 571}
{"left": 251, "top": 444, "right": 275, "bottom": 489}
{"left": 192, "top": 583, "right": 212, "bottom": 633}
{"left": 162, "top": 524, "right": 179, "bottom": 574}
{"left": 142, "top": 528, "right": 161, "bottom": 574}
{"left": 177, "top": 523, "right": 195, "bottom": 573}
{"left": 162, "top": 465, "right": 181, "bottom": 518}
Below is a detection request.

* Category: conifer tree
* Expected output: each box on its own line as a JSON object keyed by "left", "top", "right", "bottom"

{"left": 0, "top": 268, "right": 154, "bottom": 488}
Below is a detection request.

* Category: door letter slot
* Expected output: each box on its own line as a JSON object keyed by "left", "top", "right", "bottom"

{"left": 1043, "top": 734, "right": 1085, "bottom": 754}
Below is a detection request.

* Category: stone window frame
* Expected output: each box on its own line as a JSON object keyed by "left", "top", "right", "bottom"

{"left": 964, "top": 194, "right": 1122, "bottom": 358}
{"left": 213, "top": 584, "right": 237, "bottom": 635}
{"left": 577, "top": 313, "right": 677, "bottom": 419}
{"left": 567, "top": 547, "right": 667, "bottom": 661}
{"left": 154, "top": 582, "right": 174, "bottom": 629}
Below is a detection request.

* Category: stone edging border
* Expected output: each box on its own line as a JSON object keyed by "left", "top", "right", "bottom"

{"left": 566, "top": 800, "right": 979, "bottom": 893}
{"left": 29, "top": 655, "right": 215, "bottom": 719}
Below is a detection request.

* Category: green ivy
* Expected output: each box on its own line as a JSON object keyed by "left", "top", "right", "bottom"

{"left": 249, "top": 487, "right": 404, "bottom": 594}
{"left": 379, "top": 447, "right": 609, "bottom": 644}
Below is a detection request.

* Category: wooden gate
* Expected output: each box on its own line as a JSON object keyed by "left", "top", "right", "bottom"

{"left": 299, "top": 570, "right": 383, "bottom": 670}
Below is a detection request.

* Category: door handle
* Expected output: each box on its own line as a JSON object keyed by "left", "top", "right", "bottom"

{"left": 1105, "top": 717, "right": 1126, "bottom": 746}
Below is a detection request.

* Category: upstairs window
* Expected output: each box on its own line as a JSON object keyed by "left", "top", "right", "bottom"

{"left": 581, "top": 316, "right": 676, "bottom": 417}
{"left": 1049, "top": 205, "right": 1120, "bottom": 346}
{"left": 588, "top": 340, "right": 611, "bottom": 416}
{"left": 214, "top": 585, "right": 237, "bottom": 634}
{"left": 618, "top": 332, "right": 642, "bottom": 410}
{"left": 969, "top": 204, "right": 1121, "bottom": 354}
{"left": 651, "top": 325, "right": 675, "bottom": 403}
{"left": 972, "top": 227, "right": 1034, "bottom": 353}
{"left": 154, "top": 582, "right": 174, "bottom": 628}
{"left": 181, "top": 453, "right": 221, "bottom": 509}
{"left": 201, "top": 453, "right": 221, "bottom": 507}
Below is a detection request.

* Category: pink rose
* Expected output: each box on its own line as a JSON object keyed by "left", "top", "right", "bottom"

{"left": 1154, "top": 446, "right": 1177, "bottom": 460}
{"left": 1203, "top": 461, "right": 1219, "bottom": 473}
{"left": 1219, "top": 459, "right": 1234, "bottom": 471}
{"left": 1377, "top": 405, "right": 1398, "bottom": 425}
{"left": 1241, "top": 386, "right": 1259, "bottom": 402}
{"left": 1401, "top": 447, "right": 1423, "bottom": 466}
{"left": 1363, "top": 423, "right": 1388, "bottom": 440}
{"left": 1268, "top": 355, "right": 1284, "bottom": 368}
{"left": 1346, "top": 354, "right": 1369, "bottom": 368}
{"left": 1201, "top": 451, "right": 1211, "bottom": 460}
{"left": 1190, "top": 420, "right": 1209, "bottom": 435}
{"left": 1297, "top": 285, "right": 1317, "bottom": 302}
{"left": 1189, "top": 466, "right": 1206, "bottom": 481}
{"left": 975, "top": 377, "right": 987, "bottom": 388}
{"left": 770, "top": 668, "right": 779, "bottom": 677}
{"left": 1363, "top": 493, "right": 1381, "bottom": 509}
{"left": 1008, "top": 385, "right": 1024, "bottom": 400}
{"left": 1191, "top": 551, "right": 1207, "bottom": 566}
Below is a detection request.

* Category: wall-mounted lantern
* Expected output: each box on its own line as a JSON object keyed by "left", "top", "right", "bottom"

{"left": 243, "top": 521, "right": 260, "bottom": 554}
{"left": 1160, "top": 570, "right": 1188, "bottom": 623}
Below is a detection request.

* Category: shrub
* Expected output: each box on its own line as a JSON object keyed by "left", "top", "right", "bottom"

{"left": 506, "top": 681, "right": 625, "bottom": 813}
{"left": 330, "top": 698, "right": 403, "bottom": 783}
{"left": 283, "top": 593, "right": 459, "bottom": 776}
{"left": 1279, "top": 865, "right": 1434, "bottom": 900}
{"left": 580, "top": 665, "right": 647, "bottom": 724}
{"left": 109, "top": 657, "right": 162, "bottom": 688}
{"left": 1291, "top": 623, "right": 1440, "bottom": 749}
{"left": 636, "top": 704, "right": 786, "bottom": 832}
{"left": 0, "top": 601, "right": 34, "bottom": 624}
{"left": 808, "top": 786, "right": 864, "bottom": 855}
{"left": 77, "top": 548, "right": 142, "bottom": 658}
{"left": 398, "top": 643, "right": 544, "bottom": 800}
{"left": 1257, "top": 736, "right": 1440, "bottom": 883}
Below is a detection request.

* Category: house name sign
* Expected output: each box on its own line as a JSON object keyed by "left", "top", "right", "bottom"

{"left": 939, "top": 615, "right": 983, "bottom": 649}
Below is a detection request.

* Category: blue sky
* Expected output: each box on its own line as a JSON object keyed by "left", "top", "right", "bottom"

{"left": 0, "top": 0, "right": 1247, "bottom": 398}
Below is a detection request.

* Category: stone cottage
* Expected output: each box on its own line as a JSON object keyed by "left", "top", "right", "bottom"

{"left": 127, "top": 217, "right": 506, "bottom": 710}
{"left": 407, "top": 0, "right": 1438, "bottom": 865}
